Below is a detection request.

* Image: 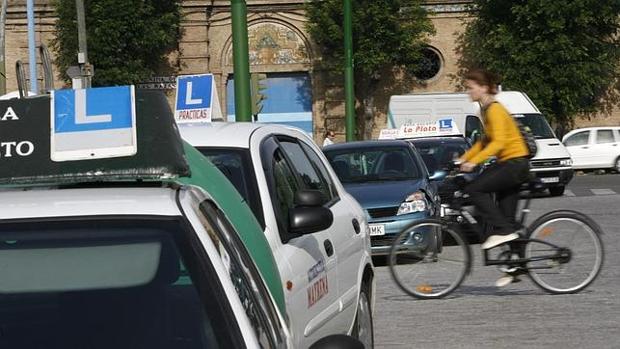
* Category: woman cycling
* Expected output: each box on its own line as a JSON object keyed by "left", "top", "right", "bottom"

{"left": 459, "top": 69, "right": 531, "bottom": 285}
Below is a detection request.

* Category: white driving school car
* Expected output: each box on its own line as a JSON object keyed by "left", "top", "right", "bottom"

{"left": 179, "top": 122, "right": 375, "bottom": 348}
{"left": 0, "top": 87, "right": 364, "bottom": 349}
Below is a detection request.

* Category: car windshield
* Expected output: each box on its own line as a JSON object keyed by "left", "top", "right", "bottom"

{"left": 0, "top": 218, "right": 237, "bottom": 349}
{"left": 325, "top": 146, "right": 420, "bottom": 183}
{"left": 513, "top": 113, "right": 555, "bottom": 139}
{"left": 409, "top": 138, "right": 469, "bottom": 174}
{"left": 197, "top": 147, "right": 264, "bottom": 229}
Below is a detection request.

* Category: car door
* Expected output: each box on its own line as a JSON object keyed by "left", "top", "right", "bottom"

{"left": 261, "top": 136, "right": 341, "bottom": 345}
{"left": 296, "top": 138, "right": 366, "bottom": 328}
{"left": 592, "top": 129, "right": 617, "bottom": 168}
{"left": 563, "top": 130, "right": 592, "bottom": 168}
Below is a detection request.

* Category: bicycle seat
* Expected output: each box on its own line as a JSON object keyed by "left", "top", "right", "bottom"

{"left": 528, "top": 178, "right": 546, "bottom": 193}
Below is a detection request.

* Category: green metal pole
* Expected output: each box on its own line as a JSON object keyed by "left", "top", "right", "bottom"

{"left": 344, "top": 0, "right": 356, "bottom": 141}
{"left": 231, "top": 0, "right": 252, "bottom": 122}
{"left": 0, "top": 0, "right": 7, "bottom": 95}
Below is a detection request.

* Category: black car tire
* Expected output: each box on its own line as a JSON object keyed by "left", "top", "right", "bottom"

{"left": 549, "top": 186, "right": 565, "bottom": 196}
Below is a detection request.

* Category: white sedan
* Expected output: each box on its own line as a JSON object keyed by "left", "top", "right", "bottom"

{"left": 179, "top": 123, "right": 375, "bottom": 348}
{"left": 562, "top": 127, "right": 620, "bottom": 172}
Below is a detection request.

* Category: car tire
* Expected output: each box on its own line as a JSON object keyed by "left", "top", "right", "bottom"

{"left": 549, "top": 186, "right": 565, "bottom": 196}
{"left": 615, "top": 157, "right": 620, "bottom": 173}
{"left": 352, "top": 286, "right": 374, "bottom": 348}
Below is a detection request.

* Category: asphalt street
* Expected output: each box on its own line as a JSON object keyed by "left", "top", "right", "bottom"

{"left": 373, "top": 173, "right": 620, "bottom": 349}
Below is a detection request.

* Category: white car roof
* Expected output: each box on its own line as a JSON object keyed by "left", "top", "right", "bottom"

{"left": 0, "top": 187, "right": 181, "bottom": 220}
{"left": 178, "top": 122, "right": 310, "bottom": 149}
{"left": 566, "top": 126, "right": 620, "bottom": 132}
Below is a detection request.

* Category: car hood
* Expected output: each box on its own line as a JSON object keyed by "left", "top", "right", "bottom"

{"left": 343, "top": 179, "right": 427, "bottom": 209}
{"left": 533, "top": 139, "right": 570, "bottom": 159}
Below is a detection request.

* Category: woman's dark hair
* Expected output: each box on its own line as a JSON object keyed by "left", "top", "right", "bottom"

{"left": 464, "top": 69, "right": 501, "bottom": 95}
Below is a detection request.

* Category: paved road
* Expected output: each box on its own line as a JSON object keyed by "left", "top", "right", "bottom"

{"left": 373, "top": 173, "right": 620, "bottom": 349}
{"left": 564, "top": 172, "right": 620, "bottom": 197}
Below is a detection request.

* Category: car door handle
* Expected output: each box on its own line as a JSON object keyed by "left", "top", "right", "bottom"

{"left": 581, "top": 146, "right": 589, "bottom": 149}
{"left": 324, "top": 239, "right": 334, "bottom": 257}
{"left": 352, "top": 219, "right": 361, "bottom": 234}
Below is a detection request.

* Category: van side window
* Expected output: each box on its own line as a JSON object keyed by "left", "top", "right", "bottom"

{"left": 596, "top": 130, "right": 614, "bottom": 144}
{"left": 465, "top": 115, "right": 483, "bottom": 141}
{"left": 564, "top": 131, "right": 590, "bottom": 146}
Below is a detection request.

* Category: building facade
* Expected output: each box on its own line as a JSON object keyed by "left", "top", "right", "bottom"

{"left": 2, "top": 0, "right": 618, "bottom": 143}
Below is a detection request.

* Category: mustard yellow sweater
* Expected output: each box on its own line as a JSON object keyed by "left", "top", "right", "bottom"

{"left": 462, "top": 102, "right": 529, "bottom": 164}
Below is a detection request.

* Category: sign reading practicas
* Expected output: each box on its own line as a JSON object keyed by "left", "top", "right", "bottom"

{"left": 0, "top": 106, "right": 35, "bottom": 159}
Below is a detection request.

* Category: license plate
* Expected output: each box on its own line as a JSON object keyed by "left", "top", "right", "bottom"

{"left": 369, "top": 224, "right": 386, "bottom": 236}
{"left": 540, "top": 177, "right": 559, "bottom": 183}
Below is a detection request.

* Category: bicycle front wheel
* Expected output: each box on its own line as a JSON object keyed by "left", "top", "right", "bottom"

{"left": 526, "top": 211, "right": 604, "bottom": 294}
{"left": 388, "top": 219, "right": 471, "bottom": 299}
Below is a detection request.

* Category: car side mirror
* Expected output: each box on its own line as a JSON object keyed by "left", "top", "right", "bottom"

{"left": 310, "top": 334, "right": 365, "bottom": 349}
{"left": 289, "top": 190, "right": 333, "bottom": 234}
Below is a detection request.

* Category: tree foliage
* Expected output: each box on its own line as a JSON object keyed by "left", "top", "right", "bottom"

{"left": 458, "top": 0, "right": 620, "bottom": 132}
{"left": 306, "top": 0, "right": 434, "bottom": 137}
{"left": 52, "top": 0, "right": 182, "bottom": 86}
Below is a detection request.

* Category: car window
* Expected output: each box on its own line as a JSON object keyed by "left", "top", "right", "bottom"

{"left": 280, "top": 140, "right": 332, "bottom": 202}
{"left": 411, "top": 139, "right": 469, "bottom": 174}
{"left": 299, "top": 141, "right": 338, "bottom": 202}
{"left": 564, "top": 131, "right": 590, "bottom": 147}
{"left": 513, "top": 114, "right": 555, "bottom": 139}
{"left": 0, "top": 218, "right": 241, "bottom": 349}
{"left": 198, "top": 147, "right": 265, "bottom": 229}
{"left": 596, "top": 130, "right": 615, "bottom": 144}
{"left": 272, "top": 149, "right": 300, "bottom": 232}
{"left": 465, "top": 115, "right": 483, "bottom": 141}
{"left": 198, "top": 201, "right": 285, "bottom": 349}
{"left": 325, "top": 146, "right": 420, "bottom": 183}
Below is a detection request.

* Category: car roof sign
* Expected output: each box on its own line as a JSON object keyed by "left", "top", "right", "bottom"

{"left": 51, "top": 86, "right": 137, "bottom": 161}
{"left": 378, "top": 118, "right": 462, "bottom": 140}
{"left": 0, "top": 88, "right": 190, "bottom": 185}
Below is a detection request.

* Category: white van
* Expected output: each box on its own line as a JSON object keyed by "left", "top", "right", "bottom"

{"left": 388, "top": 93, "right": 484, "bottom": 143}
{"left": 494, "top": 91, "right": 573, "bottom": 196}
{"left": 388, "top": 92, "right": 574, "bottom": 196}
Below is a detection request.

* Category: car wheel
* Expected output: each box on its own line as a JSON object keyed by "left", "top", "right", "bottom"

{"left": 352, "top": 286, "right": 373, "bottom": 348}
{"left": 549, "top": 186, "right": 565, "bottom": 196}
{"left": 615, "top": 157, "right": 620, "bottom": 173}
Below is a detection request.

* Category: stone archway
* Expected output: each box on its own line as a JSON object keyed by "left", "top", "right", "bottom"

{"left": 223, "top": 21, "right": 312, "bottom": 67}
{"left": 222, "top": 21, "right": 315, "bottom": 135}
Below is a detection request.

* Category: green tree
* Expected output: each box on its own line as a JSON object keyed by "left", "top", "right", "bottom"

{"left": 458, "top": 0, "right": 620, "bottom": 135}
{"left": 306, "top": 0, "right": 434, "bottom": 138}
{"left": 52, "top": 0, "right": 182, "bottom": 86}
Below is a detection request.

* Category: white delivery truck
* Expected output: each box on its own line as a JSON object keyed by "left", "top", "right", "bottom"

{"left": 388, "top": 93, "right": 484, "bottom": 144}
{"left": 388, "top": 92, "right": 574, "bottom": 196}
{"left": 493, "top": 91, "right": 573, "bottom": 196}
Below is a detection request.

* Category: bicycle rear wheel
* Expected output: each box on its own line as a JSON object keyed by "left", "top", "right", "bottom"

{"left": 525, "top": 211, "right": 604, "bottom": 294}
{"left": 388, "top": 219, "right": 471, "bottom": 299}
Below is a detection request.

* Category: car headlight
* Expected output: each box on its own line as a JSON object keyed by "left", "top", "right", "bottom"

{"left": 560, "top": 158, "right": 572, "bottom": 166}
{"left": 397, "top": 192, "right": 427, "bottom": 215}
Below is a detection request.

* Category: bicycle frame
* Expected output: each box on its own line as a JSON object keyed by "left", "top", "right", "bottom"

{"left": 444, "top": 187, "right": 567, "bottom": 269}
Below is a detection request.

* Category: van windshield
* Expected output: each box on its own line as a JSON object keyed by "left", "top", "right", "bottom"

{"left": 513, "top": 114, "right": 555, "bottom": 139}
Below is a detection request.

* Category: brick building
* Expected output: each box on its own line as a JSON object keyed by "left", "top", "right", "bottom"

{"left": 2, "top": 0, "right": 618, "bottom": 142}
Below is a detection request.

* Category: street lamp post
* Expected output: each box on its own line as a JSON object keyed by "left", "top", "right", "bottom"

{"left": 231, "top": 0, "right": 252, "bottom": 122}
{"left": 26, "top": 0, "right": 37, "bottom": 94}
{"left": 343, "top": 0, "right": 356, "bottom": 141}
{"left": 0, "top": 0, "right": 8, "bottom": 95}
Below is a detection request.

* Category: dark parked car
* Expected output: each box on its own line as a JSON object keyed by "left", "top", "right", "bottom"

{"left": 324, "top": 140, "right": 440, "bottom": 255}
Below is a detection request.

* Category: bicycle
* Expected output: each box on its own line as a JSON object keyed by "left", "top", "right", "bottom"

{"left": 388, "top": 163, "right": 605, "bottom": 299}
